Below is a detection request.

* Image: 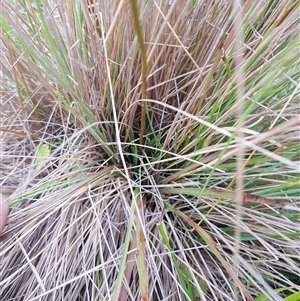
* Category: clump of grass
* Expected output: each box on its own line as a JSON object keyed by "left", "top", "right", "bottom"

{"left": 0, "top": 1, "right": 299, "bottom": 300}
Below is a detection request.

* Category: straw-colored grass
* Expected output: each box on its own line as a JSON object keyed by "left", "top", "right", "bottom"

{"left": 0, "top": 1, "right": 299, "bottom": 300}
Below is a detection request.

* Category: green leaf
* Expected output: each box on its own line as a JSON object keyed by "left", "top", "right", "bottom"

{"left": 284, "top": 291, "right": 300, "bottom": 301}
{"left": 35, "top": 144, "right": 50, "bottom": 170}
{"left": 253, "top": 287, "right": 295, "bottom": 301}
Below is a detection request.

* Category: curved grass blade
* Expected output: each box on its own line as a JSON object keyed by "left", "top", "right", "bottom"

{"left": 164, "top": 201, "right": 253, "bottom": 301}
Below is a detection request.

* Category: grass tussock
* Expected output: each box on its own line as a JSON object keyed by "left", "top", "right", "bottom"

{"left": 0, "top": 1, "right": 299, "bottom": 300}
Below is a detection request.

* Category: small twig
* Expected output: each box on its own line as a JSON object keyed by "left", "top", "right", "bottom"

{"left": 0, "top": 127, "right": 41, "bottom": 139}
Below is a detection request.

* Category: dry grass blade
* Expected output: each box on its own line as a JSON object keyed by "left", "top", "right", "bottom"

{"left": 136, "top": 195, "right": 149, "bottom": 301}
{"left": 1, "top": 1, "right": 299, "bottom": 300}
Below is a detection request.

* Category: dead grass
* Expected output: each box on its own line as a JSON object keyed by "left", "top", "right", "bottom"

{"left": 0, "top": 1, "right": 299, "bottom": 300}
